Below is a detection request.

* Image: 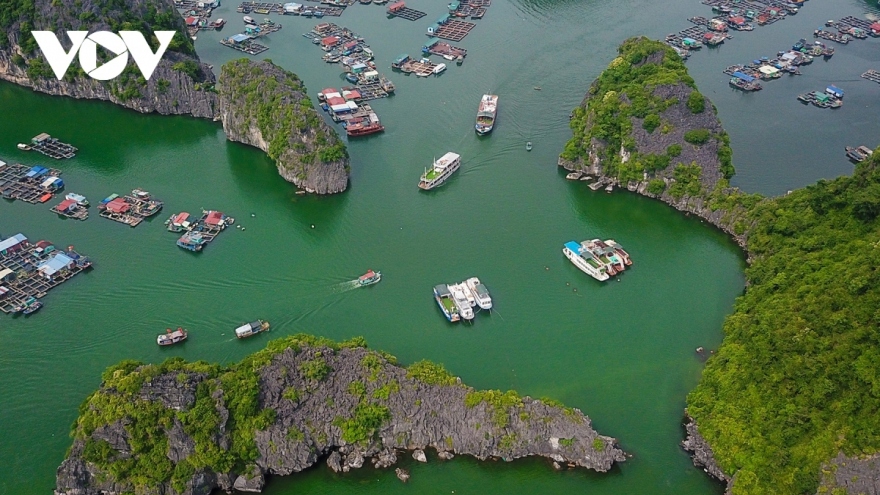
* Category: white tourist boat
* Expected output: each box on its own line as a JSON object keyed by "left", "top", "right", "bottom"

{"left": 65, "top": 193, "right": 89, "bottom": 206}
{"left": 418, "top": 152, "right": 461, "bottom": 190}
{"left": 447, "top": 282, "right": 475, "bottom": 320}
{"left": 563, "top": 241, "right": 610, "bottom": 281}
{"left": 465, "top": 277, "right": 492, "bottom": 310}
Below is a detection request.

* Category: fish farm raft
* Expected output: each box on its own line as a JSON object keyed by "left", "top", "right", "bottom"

{"left": 166, "top": 210, "right": 235, "bottom": 252}
{"left": 0, "top": 233, "right": 92, "bottom": 315}
{"left": 0, "top": 162, "right": 63, "bottom": 204}
{"left": 387, "top": 1, "right": 426, "bottom": 21}
{"left": 98, "top": 189, "right": 164, "bottom": 227}
{"left": 24, "top": 133, "right": 77, "bottom": 159}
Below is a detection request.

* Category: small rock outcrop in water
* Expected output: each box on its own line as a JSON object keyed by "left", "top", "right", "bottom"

{"left": 680, "top": 415, "right": 731, "bottom": 492}
{"left": 56, "top": 334, "right": 624, "bottom": 494}
{"left": 0, "top": 0, "right": 218, "bottom": 118}
{"left": 218, "top": 59, "right": 349, "bottom": 194}
{"left": 558, "top": 37, "right": 758, "bottom": 251}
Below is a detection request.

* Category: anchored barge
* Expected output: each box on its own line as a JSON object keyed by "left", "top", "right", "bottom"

{"left": 28, "top": 133, "right": 77, "bottom": 159}
{"left": 0, "top": 233, "right": 92, "bottom": 314}
{"left": 98, "top": 189, "right": 164, "bottom": 227}
{"left": 563, "top": 239, "right": 632, "bottom": 282}
{"left": 418, "top": 152, "right": 461, "bottom": 190}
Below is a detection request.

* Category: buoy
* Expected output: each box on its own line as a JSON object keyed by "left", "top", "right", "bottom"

{"left": 573, "top": 288, "right": 577, "bottom": 292}
{"left": 311, "top": 224, "right": 315, "bottom": 229}
{"left": 544, "top": 266, "right": 549, "bottom": 271}
{"left": 242, "top": 227, "right": 246, "bottom": 231}
{"left": 251, "top": 213, "right": 255, "bottom": 217}
{"left": 565, "top": 282, "right": 570, "bottom": 286}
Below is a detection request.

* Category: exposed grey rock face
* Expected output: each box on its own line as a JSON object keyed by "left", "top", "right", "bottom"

{"left": 0, "top": 0, "right": 218, "bottom": 118}
{"left": 56, "top": 341, "right": 625, "bottom": 495}
{"left": 681, "top": 415, "right": 732, "bottom": 494}
{"left": 395, "top": 467, "right": 410, "bottom": 482}
{"left": 558, "top": 81, "right": 751, "bottom": 252}
{"left": 217, "top": 59, "right": 349, "bottom": 195}
{"left": 413, "top": 449, "right": 427, "bottom": 462}
{"left": 817, "top": 452, "right": 880, "bottom": 495}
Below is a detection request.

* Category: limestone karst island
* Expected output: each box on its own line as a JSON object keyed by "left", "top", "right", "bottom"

{"left": 0, "top": 0, "right": 878, "bottom": 495}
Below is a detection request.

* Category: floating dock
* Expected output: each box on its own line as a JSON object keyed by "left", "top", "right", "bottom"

{"left": 397, "top": 57, "right": 441, "bottom": 77}
{"left": 167, "top": 210, "right": 234, "bottom": 251}
{"left": 0, "top": 163, "right": 63, "bottom": 204}
{"left": 387, "top": 1, "right": 426, "bottom": 20}
{"left": 424, "top": 39, "right": 467, "bottom": 60}
{"left": 861, "top": 69, "right": 880, "bottom": 84}
{"left": 432, "top": 19, "right": 476, "bottom": 42}
{"left": 50, "top": 198, "right": 88, "bottom": 221}
{"left": 28, "top": 133, "right": 77, "bottom": 159}
{"left": 0, "top": 233, "right": 92, "bottom": 314}
{"left": 98, "top": 189, "right": 164, "bottom": 228}
{"left": 814, "top": 29, "right": 849, "bottom": 44}
{"left": 220, "top": 36, "right": 269, "bottom": 55}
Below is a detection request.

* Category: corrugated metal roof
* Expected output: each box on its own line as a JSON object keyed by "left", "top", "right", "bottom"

{"left": 0, "top": 234, "right": 27, "bottom": 251}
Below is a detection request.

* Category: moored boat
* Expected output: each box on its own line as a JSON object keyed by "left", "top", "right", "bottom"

{"left": 846, "top": 146, "right": 867, "bottom": 162}
{"left": 465, "top": 277, "right": 492, "bottom": 310}
{"left": 235, "top": 320, "right": 270, "bottom": 338}
{"left": 346, "top": 114, "right": 385, "bottom": 137}
{"left": 177, "top": 231, "right": 207, "bottom": 251}
{"left": 358, "top": 269, "right": 381, "bottom": 286}
{"left": 526, "top": 142, "right": 532, "bottom": 151}
{"left": 563, "top": 242, "right": 610, "bottom": 281}
{"left": 65, "top": 193, "right": 89, "bottom": 206}
{"left": 433, "top": 284, "right": 460, "bottom": 322}
{"left": 418, "top": 152, "right": 461, "bottom": 190}
{"left": 475, "top": 94, "right": 498, "bottom": 135}
{"left": 446, "top": 283, "right": 474, "bottom": 320}
{"left": 244, "top": 15, "right": 255, "bottom": 24}
{"left": 17, "top": 143, "right": 31, "bottom": 151}
{"left": 157, "top": 327, "right": 188, "bottom": 346}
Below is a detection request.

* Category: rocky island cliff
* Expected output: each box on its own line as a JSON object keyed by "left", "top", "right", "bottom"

{"left": 0, "top": 0, "right": 218, "bottom": 118}
{"left": 56, "top": 334, "right": 624, "bottom": 494}
{"left": 562, "top": 37, "right": 880, "bottom": 495}
{"left": 218, "top": 59, "right": 350, "bottom": 194}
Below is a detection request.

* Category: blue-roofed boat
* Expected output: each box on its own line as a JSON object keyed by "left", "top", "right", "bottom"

{"left": 433, "top": 284, "right": 461, "bottom": 322}
{"left": 563, "top": 241, "right": 610, "bottom": 281}
{"left": 65, "top": 193, "right": 89, "bottom": 206}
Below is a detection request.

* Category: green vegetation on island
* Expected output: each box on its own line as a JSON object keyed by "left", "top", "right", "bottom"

{"left": 561, "top": 37, "right": 735, "bottom": 191}
{"left": 687, "top": 150, "right": 880, "bottom": 495}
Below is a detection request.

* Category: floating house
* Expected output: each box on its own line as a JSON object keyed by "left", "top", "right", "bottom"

{"left": 40, "top": 176, "right": 63, "bottom": 191}
{"left": 105, "top": 198, "right": 131, "bottom": 214}
{"left": 0, "top": 234, "right": 28, "bottom": 256}
{"left": 447, "top": 1, "right": 459, "bottom": 12}
{"left": 732, "top": 71, "right": 756, "bottom": 82}
{"left": 185, "top": 16, "right": 199, "bottom": 26}
{"left": 392, "top": 54, "right": 410, "bottom": 68}
{"left": 204, "top": 210, "right": 227, "bottom": 228}
{"left": 54, "top": 199, "right": 77, "bottom": 214}
{"left": 826, "top": 85, "right": 844, "bottom": 98}
{"left": 228, "top": 33, "right": 250, "bottom": 44}
{"left": 758, "top": 65, "right": 780, "bottom": 78}
{"left": 321, "top": 36, "right": 340, "bottom": 49}
{"left": 387, "top": 0, "right": 405, "bottom": 13}
{"left": 25, "top": 166, "right": 48, "bottom": 179}
{"left": 31, "top": 133, "right": 52, "bottom": 145}
{"left": 37, "top": 252, "right": 74, "bottom": 280}
{"left": 0, "top": 269, "right": 14, "bottom": 283}
{"left": 34, "top": 240, "right": 54, "bottom": 255}
{"left": 871, "top": 22, "right": 880, "bottom": 36}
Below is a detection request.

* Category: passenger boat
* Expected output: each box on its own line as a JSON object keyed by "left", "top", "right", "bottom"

{"left": 358, "top": 269, "right": 381, "bottom": 286}
{"left": 447, "top": 283, "right": 475, "bottom": 320}
{"left": 418, "top": 152, "right": 461, "bottom": 190}
{"left": 177, "top": 231, "right": 207, "bottom": 251}
{"left": 235, "top": 320, "right": 270, "bottom": 338}
{"left": 346, "top": 115, "right": 385, "bottom": 137}
{"left": 563, "top": 241, "right": 610, "bottom": 281}
{"left": 157, "top": 327, "right": 188, "bottom": 346}
{"left": 65, "top": 193, "right": 89, "bottom": 206}
{"left": 433, "top": 285, "right": 461, "bottom": 322}
{"left": 16, "top": 143, "right": 31, "bottom": 151}
{"left": 475, "top": 94, "right": 498, "bottom": 135}
{"left": 465, "top": 277, "right": 492, "bottom": 310}
{"left": 243, "top": 15, "right": 256, "bottom": 24}
{"left": 15, "top": 296, "right": 43, "bottom": 315}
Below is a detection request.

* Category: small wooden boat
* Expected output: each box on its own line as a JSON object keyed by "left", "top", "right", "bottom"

{"left": 157, "top": 328, "right": 188, "bottom": 346}
{"left": 244, "top": 15, "right": 255, "bottom": 24}
{"left": 358, "top": 269, "right": 382, "bottom": 286}
{"left": 15, "top": 296, "right": 42, "bottom": 315}
{"left": 235, "top": 320, "right": 270, "bottom": 338}
{"left": 17, "top": 143, "right": 31, "bottom": 151}
{"left": 526, "top": 142, "right": 532, "bottom": 151}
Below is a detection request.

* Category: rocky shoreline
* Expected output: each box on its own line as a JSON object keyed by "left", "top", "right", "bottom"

{"left": 56, "top": 335, "right": 625, "bottom": 494}
{"left": 680, "top": 415, "right": 732, "bottom": 492}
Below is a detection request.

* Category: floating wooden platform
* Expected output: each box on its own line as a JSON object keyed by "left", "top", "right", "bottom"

{"left": 98, "top": 190, "right": 164, "bottom": 228}
{"left": 30, "top": 134, "right": 77, "bottom": 159}
{"left": 0, "top": 163, "right": 63, "bottom": 204}
{"left": 389, "top": 6, "right": 426, "bottom": 21}
{"left": 861, "top": 69, "right": 880, "bottom": 84}
{"left": 433, "top": 20, "right": 476, "bottom": 42}
{"left": 0, "top": 236, "right": 92, "bottom": 314}
{"left": 838, "top": 15, "right": 875, "bottom": 34}
{"left": 220, "top": 38, "right": 269, "bottom": 55}
{"left": 238, "top": 1, "right": 284, "bottom": 14}
{"left": 50, "top": 204, "right": 88, "bottom": 221}
{"left": 814, "top": 29, "right": 849, "bottom": 44}
{"left": 425, "top": 40, "right": 467, "bottom": 60}
{"left": 398, "top": 58, "right": 440, "bottom": 77}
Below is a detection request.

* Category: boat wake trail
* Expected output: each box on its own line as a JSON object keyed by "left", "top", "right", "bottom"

{"left": 330, "top": 280, "right": 361, "bottom": 294}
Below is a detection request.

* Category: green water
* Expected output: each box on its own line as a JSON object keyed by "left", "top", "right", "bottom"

{"left": 1, "top": 0, "right": 875, "bottom": 492}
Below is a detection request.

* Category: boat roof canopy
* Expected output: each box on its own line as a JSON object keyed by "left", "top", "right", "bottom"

{"left": 732, "top": 71, "right": 755, "bottom": 82}
{"left": 564, "top": 241, "right": 583, "bottom": 253}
